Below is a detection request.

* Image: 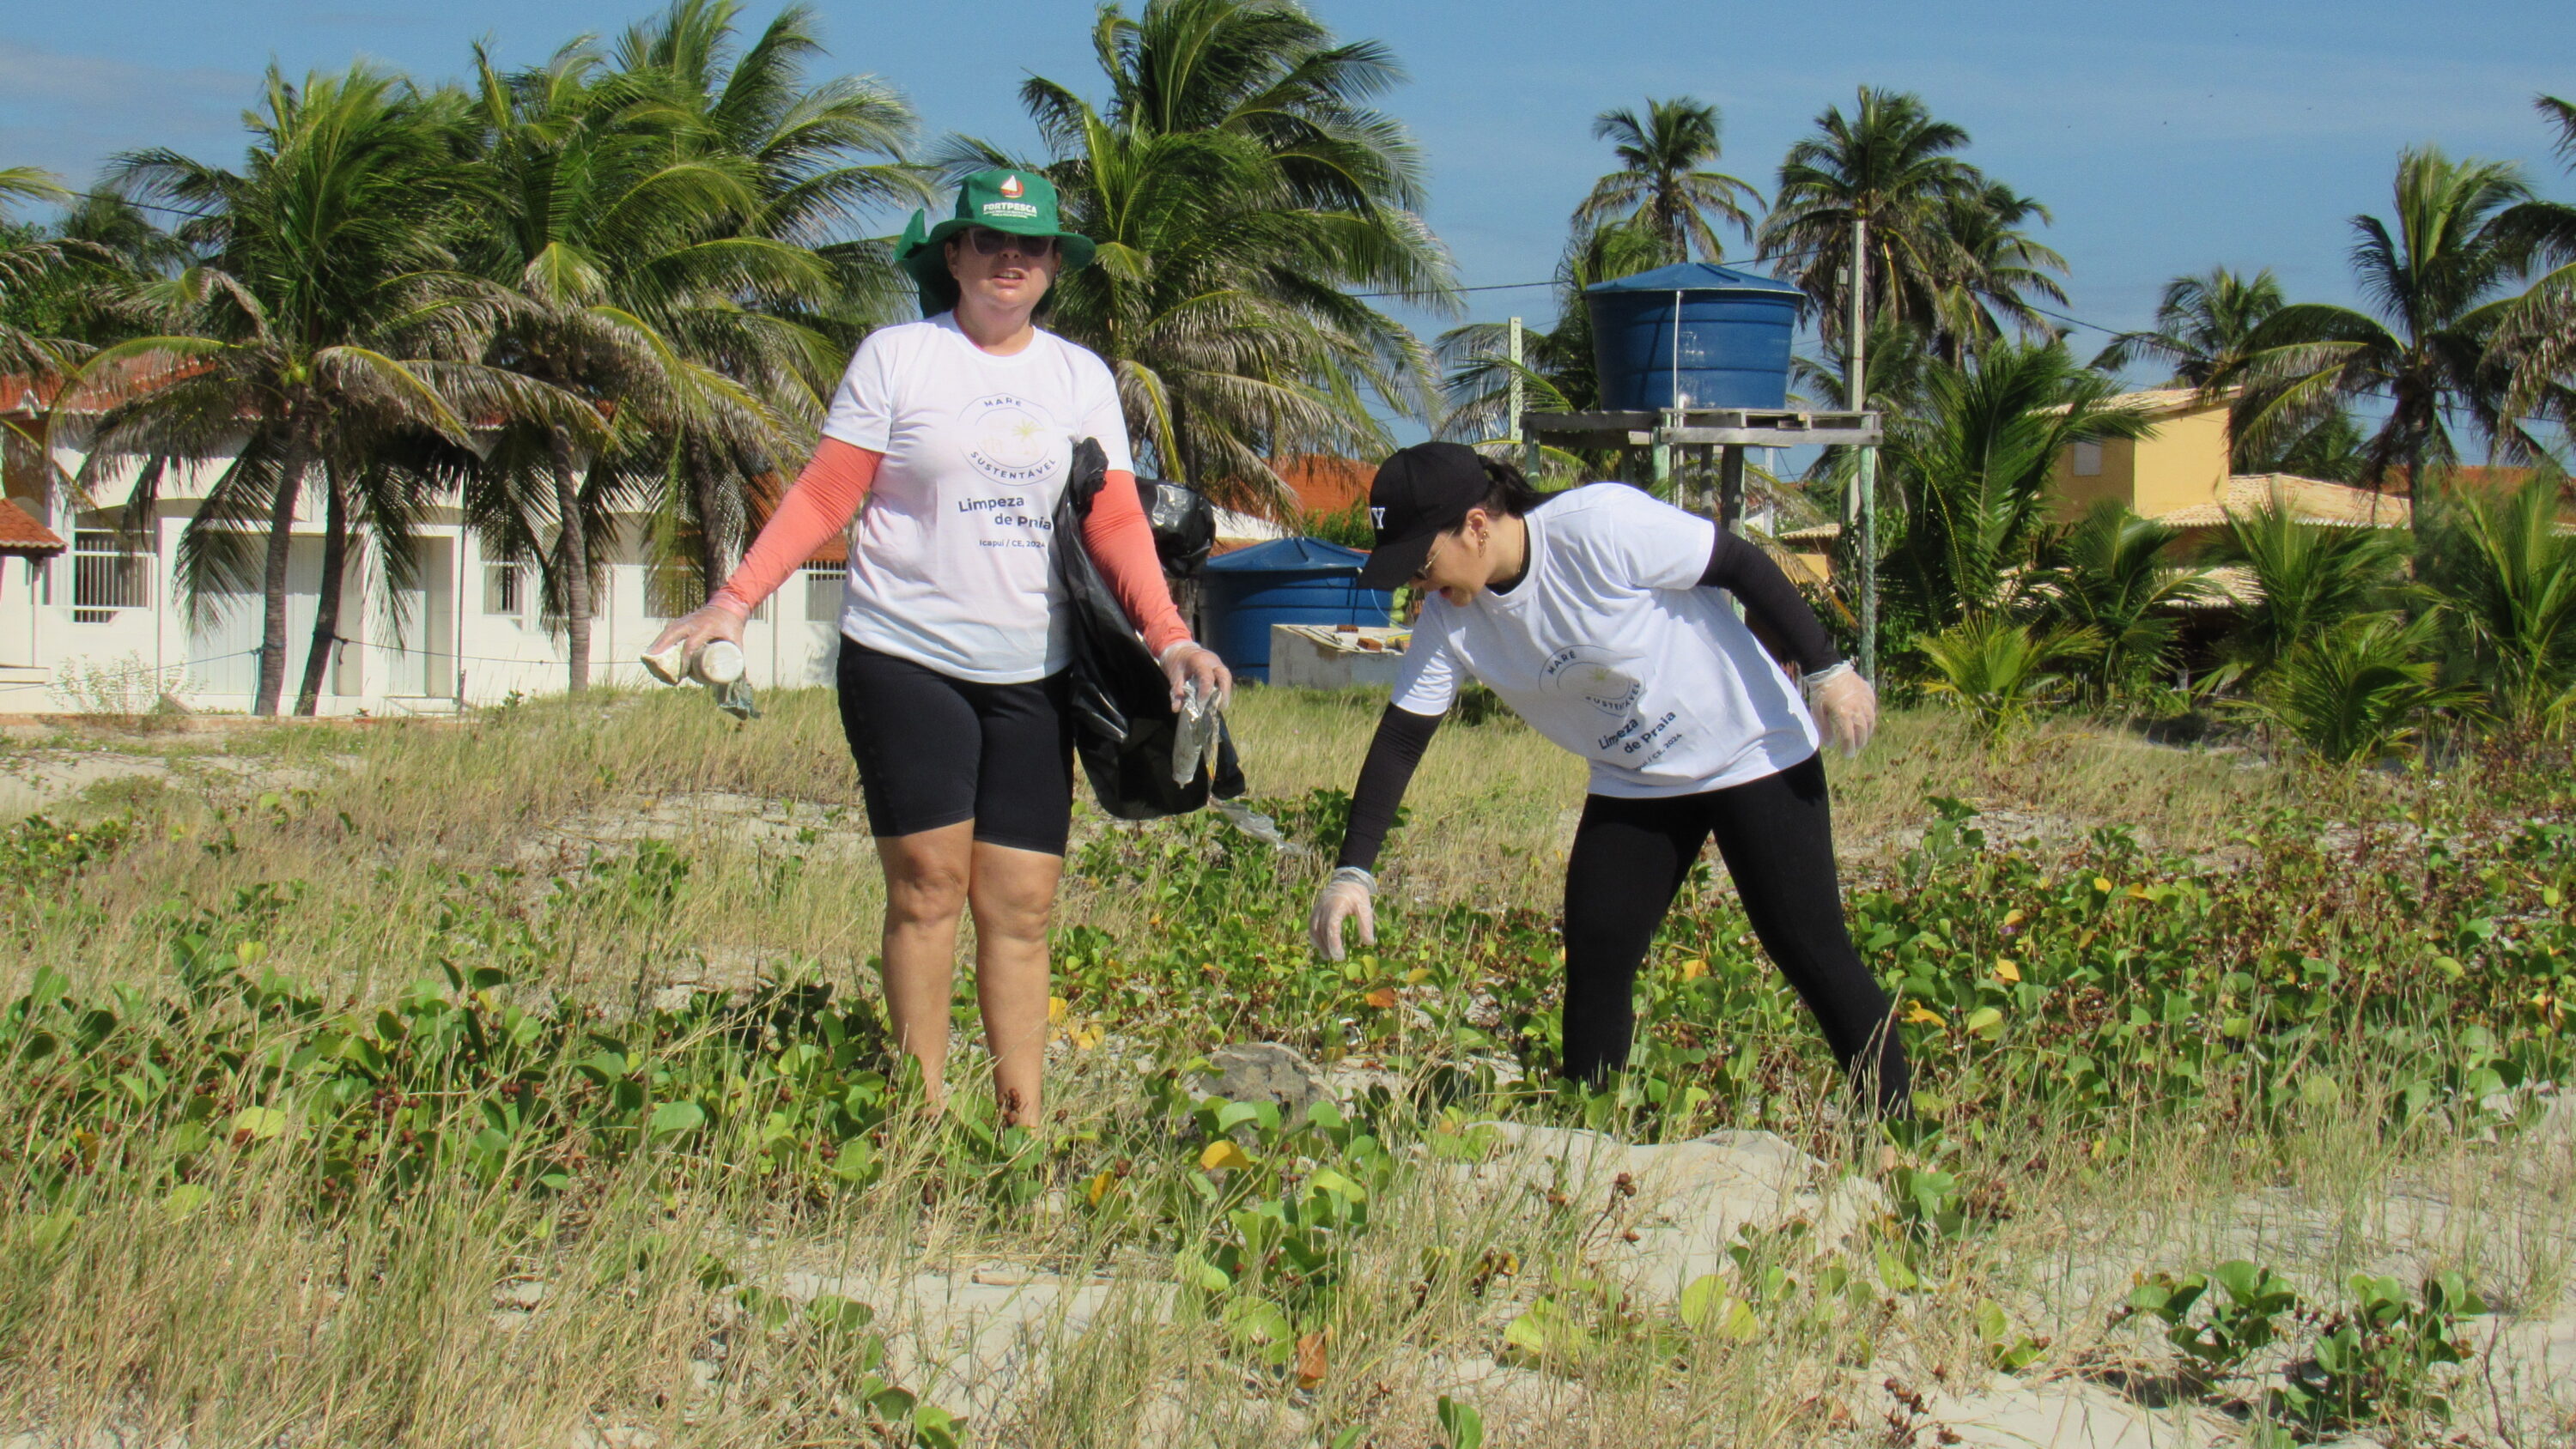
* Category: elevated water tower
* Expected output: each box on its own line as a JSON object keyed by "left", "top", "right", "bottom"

{"left": 1586, "top": 262, "right": 1803, "bottom": 412}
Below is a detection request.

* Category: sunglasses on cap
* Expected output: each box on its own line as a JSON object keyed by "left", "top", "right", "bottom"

{"left": 963, "top": 227, "right": 1056, "bottom": 259}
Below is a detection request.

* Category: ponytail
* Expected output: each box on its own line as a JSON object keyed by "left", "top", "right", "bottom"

{"left": 1478, "top": 456, "right": 1544, "bottom": 517}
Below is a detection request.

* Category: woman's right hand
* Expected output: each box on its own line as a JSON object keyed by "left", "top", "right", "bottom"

{"left": 1308, "top": 867, "right": 1378, "bottom": 961}
{"left": 642, "top": 601, "right": 749, "bottom": 682}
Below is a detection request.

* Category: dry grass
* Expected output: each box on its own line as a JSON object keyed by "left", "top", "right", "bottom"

{"left": 0, "top": 687, "right": 2567, "bottom": 1448}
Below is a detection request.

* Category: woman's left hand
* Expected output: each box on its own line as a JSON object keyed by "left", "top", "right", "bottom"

{"left": 1159, "top": 642, "right": 1233, "bottom": 712}
{"left": 1806, "top": 663, "right": 1878, "bottom": 757}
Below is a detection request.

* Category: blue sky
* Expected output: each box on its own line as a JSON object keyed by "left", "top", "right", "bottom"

{"left": 6, "top": 0, "right": 2573, "bottom": 379}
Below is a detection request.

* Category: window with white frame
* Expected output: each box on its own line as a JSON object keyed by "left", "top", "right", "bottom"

{"left": 2071, "top": 440, "right": 2105, "bottom": 477}
{"left": 803, "top": 562, "right": 844, "bottom": 622}
{"left": 72, "top": 530, "right": 151, "bottom": 623}
{"left": 483, "top": 561, "right": 528, "bottom": 617}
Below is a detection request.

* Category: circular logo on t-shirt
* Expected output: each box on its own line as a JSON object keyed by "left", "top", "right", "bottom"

{"left": 1539, "top": 644, "right": 1643, "bottom": 718}
{"left": 962, "top": 395, "right": 1062, "bottom": 484}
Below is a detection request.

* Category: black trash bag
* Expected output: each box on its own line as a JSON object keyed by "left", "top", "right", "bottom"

{"left": 1056, "top": 439, "right": 1246, "bottom": 820}
{"left": 1134, "top": 476, "right": 1216, "bottom": 576}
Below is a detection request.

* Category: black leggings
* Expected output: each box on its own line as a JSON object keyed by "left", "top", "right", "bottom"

{"left": 1561, "top": 753, "right": 1911, "bottom": 1116}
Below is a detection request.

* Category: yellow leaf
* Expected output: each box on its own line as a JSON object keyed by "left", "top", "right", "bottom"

{"left": 1048, "top": 996, "right": 1069, "bottom": 1023}
{"left": 1084, "top": 1170, "right": 1117, "bottom": 1206}
{"left": 1904, "top": 1003, "right": 1941, "bottom": 1025}
{"left": 2093, "top": 876, "right": 2114, "bottom": 894}
{"left": 1073, "top": 1025, "right": 1103, "bottom": 1050}
{"left": 1994, "top": 959, "right": 2020, "bottom": 983}
{"left": 1678, "top": 958, "right": 1707, "bottom": 981}
{"left": 1403, "top": 967, "right": 1431, "bottom": 985}
{"left": 1200, "top": 1140, "right": 1253, "bottom": 1173}
{"left": 2002, "top": 908, "right": 2026, "bottom": 928}
{"left": 1295, "top": 1331, "right": 1329, "bottom": 1388}
{"left": 1363, "top": 987, "right": 1398, "bottom": 1009}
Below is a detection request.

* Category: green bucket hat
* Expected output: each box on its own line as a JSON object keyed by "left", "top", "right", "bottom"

{"left": 897, "top": 169, "right": 1095, "bottom": 313}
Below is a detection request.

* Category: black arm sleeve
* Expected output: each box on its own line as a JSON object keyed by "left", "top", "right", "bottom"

{"left": 1699, "top": 531, "right": 1841, "bottom": 675}
{"left": 1335, "top": 704, "right": 1442, "bottom": 871}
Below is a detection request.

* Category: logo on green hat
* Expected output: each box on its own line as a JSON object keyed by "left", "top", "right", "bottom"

{"left": 982, "top": 173, "right": 1040, "bottom": 221}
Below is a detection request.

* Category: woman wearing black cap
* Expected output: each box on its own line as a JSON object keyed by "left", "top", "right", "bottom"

{"left": 650, "top": 170, "right": 1230, "bottom": 1126}
{"left": 1308, "top": 443, "right": 1908, "bottom": 1116}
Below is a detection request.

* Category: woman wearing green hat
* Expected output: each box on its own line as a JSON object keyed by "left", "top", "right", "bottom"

{"left": 650, "top": 170, "right": 1230, "bottom": 1126}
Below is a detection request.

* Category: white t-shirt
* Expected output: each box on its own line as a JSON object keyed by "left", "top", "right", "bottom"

{"left": 819, "top": 312, "right": 1134, "bottom": 683}
{"left": 1389, "top": 483, "right": 1820, "bottom": 797}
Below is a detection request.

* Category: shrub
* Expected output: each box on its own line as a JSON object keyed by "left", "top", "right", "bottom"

{"left": 2248, "top": 612, "right": 2481, "bottom": 764}
{"left": 2029, "top": 500, "right": 2215, "bottom": 706}
{"left": 1915, "top": 615, "right": 2098, "bottom": 745}
{"left": 2215, "top": 493, "right": 2408, "bottom": 676}
{"left": 2422, "top": 472, "right": 2576, "bottom": 738}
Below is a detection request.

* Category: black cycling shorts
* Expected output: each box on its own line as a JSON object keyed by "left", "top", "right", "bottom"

{"left": 834, "top": 640, "right": 1076, "bottom": 854}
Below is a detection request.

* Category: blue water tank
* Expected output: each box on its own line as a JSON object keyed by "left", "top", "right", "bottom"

{"left": 1200, "top": 537, "right": 1390, "bottom": 683}
{"left": 1586, "top": 262, "right": 1804, "bottom": 411}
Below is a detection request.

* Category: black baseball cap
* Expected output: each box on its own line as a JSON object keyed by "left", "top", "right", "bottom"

{"left": 1357, "top": 442, "right": 1490, "bottom": 590}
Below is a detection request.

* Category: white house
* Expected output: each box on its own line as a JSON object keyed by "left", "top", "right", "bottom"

{"left": 2, "top": 378, "right": 850, "bottom": 716}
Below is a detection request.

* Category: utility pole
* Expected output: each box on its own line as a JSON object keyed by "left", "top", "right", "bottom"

{"left": 1847, "top": 212, "right": 1878, "bottom": 684}
{"left": 1507, "top": 317, "right": 1529, "bottom": 476}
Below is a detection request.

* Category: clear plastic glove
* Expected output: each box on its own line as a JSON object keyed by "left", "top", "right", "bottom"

{"left": 1158, "top": 640, "right": 1232, "bottom": 713}
{"left": 642, "top": 601, "right": 748, "bottom": 684}
{"left": 1804, "top": 662, "right": 1878, "bottom": 757}
{"left": 1308, "top": 866, "right": 1377, "bottom": 961}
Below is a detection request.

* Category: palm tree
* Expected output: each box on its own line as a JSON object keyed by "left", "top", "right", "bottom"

{"left": 2091, "top": 265, "right": 2369, "bottom": 476}
{"left": 2491, "top": 95, "right": 2576, "bottom": 458}
{"left": 2425, "top": 473, "right": 2576, "bottom": 737}
{"left": 76, "top": 67, "right": 565, "bottom": 717}
{"left": 2210, "top": 488, "right": 2409, "bottom": 676}
{"left": 951, "top": 0, "right": 1455, "bottom": 506}
{"left": 0, "top": 167, "right": 77, "bottom": 469}
{"left": 2093, "top": 266, "right": 2284, "bottom": 386}
{"left": 2030, "top": 501, "right": 2214, "bottom": 705}
{"left": 606, "top": 0, "right": 927, "bottom": 601}
{"left": 1925, "top": 179, "right": 2069, "bottom": 359}
{"left": 2227, "top": 149, "right": 2538, "bottom": 530}
{"left": 1758, "top": 87, "right": 1984, "bottom": 354}
{"left": 466, "top": 27, "right": 857, "bottom": 692}
{"left": 1573, "top": 98, "right": 1761, "bottom": 264}
{"left": 1877, "top": 339, "right": 2154, "bottom": 634}
{"left": 1433, "top": 215, "right": 1668, "bottom": 464}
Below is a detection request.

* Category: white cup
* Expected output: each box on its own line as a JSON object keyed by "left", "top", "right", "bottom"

{"left": 695, "top": 640, "right": 745, "bottom": 686}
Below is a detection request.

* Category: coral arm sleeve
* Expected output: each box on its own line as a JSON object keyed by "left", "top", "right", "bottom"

{"left": 708, "top": 438, "right": 881, "bottom": 618}
{"left": 1698, "top": 531, "right": 1840, "bottom": 675}
{"left": 1335, "top": 705, "right": 1443, "bottom": 871}
{"left": 1084, "top": 470, "right": 1193, "bottom": 657}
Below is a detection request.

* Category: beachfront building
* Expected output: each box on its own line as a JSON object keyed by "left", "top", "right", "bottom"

{"left": 1775, "top": 387, "right": 2421, "bottom": 585}
{"left": 1, "top": 379, "right": 851, "bottom": 716}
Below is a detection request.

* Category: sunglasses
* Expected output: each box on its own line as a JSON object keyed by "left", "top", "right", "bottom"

{"left": 1408, "top": 532, "right": 1444, "bottom": 586}
{"left": 963, "top": 227, "right": 1056, "bottom": 259}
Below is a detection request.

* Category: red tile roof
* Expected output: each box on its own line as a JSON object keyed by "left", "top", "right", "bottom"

{"left": 1270, "top": 456, "right": 1372, "bottom": 520}
{"left": 0, "top": 356, "right": 207, "bottom": 417}
{"left": 0, "top": 499, "right": 67, "bottom": 555}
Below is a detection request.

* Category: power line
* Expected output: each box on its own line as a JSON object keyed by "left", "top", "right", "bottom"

{"left": 69, "top": 192, "right": 210, "bottom": 224}
{"left": 1350, "top": 279, "right": 1558, "bottom": 300}
{"left": 2026, "top": 302, "right": 2129, "bottom": 336}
